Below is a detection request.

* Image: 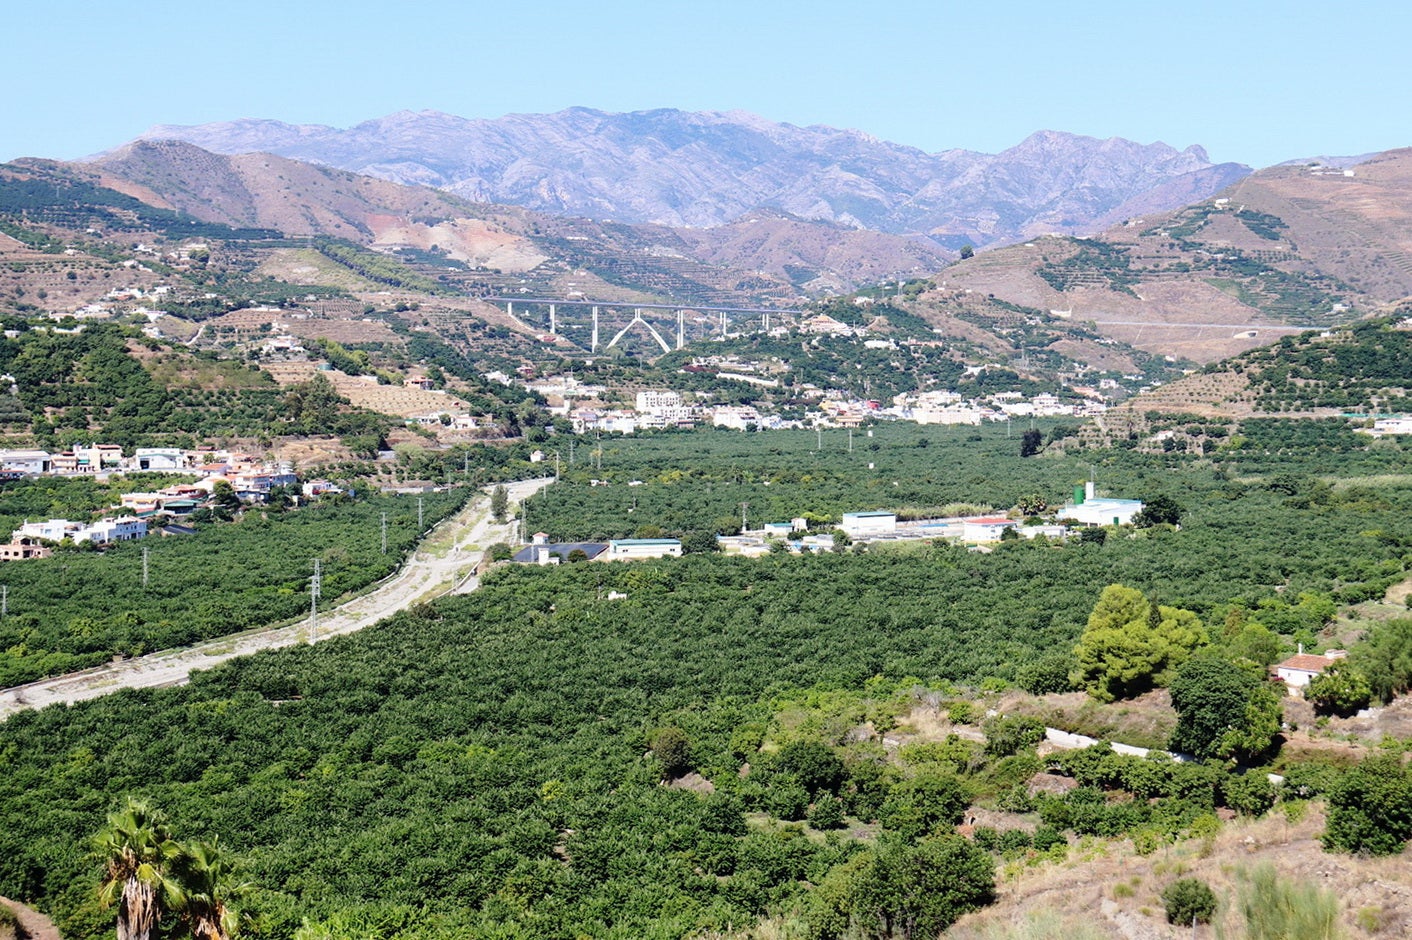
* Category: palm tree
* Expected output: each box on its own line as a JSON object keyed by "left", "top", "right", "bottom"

{"left": 95, "top": 799, "right": 183, "bottom": 940}
{"left": 171, "top": 838, "right": 253, "bottom": 940}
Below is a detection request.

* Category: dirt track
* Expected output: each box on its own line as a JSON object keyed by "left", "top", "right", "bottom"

{"left": 0, "top": 896, "right": 60, "bottom": 940}
{"left": 0, "top": 479, "right": 551, "bottom": 720}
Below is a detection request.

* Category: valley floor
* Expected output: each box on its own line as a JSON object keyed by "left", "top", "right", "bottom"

{"left": 0, "top": 478, "right": 551, "bottom": 720}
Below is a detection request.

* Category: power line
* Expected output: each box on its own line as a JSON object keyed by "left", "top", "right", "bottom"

{"left": 308, "top": 558, "right": 321, "bottom": 645}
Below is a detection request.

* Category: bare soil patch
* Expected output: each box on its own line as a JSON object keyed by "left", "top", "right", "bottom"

{"left": 949, "top": 807, "right": 1412, "bottom": 939}
{"left": 0, "top": 897, "right": 60, "bottom": 940}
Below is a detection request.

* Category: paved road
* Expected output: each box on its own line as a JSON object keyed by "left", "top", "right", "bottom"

{"left": 0, "top": 478, "right": 552, "bottom": 720}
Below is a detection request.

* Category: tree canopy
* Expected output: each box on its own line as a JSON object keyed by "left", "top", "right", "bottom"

{"left": 1072, "top": 585, "right": 1206, "bottom": 702}
{"left": 1167, "top": 656, "right": 1281, "bottom": 762}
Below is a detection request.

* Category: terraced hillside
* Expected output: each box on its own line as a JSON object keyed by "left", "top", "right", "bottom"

{"left": 944, "top": 149, "right": 1412, "bottom": 364}
{"left": 1079, "top": 314, "right": 1412, "bottom": 451}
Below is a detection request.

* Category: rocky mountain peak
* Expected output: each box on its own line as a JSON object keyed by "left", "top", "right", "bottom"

{"left": 121, "top": 108, "right": 1251, "bottom": 247}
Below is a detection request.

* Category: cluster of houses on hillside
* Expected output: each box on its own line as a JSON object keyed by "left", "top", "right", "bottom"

{"left": 2, "top": 516, "right": 151, "bottom": 560}
{"left": 531, "top": 378, "right": 1110, "bottom": 436}
{"left": 0, "top": 448, "right": 348, "bottom": 562}
{"left": 0, "top": 444, "right": 301, "bottom": 493}
{"left": 561, "top": 390, "right": 784, "bottom": 434}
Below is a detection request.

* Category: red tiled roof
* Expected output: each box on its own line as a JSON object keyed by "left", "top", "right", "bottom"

{"left": 1276, "top": 654, "right": 1333, "bottom": 673}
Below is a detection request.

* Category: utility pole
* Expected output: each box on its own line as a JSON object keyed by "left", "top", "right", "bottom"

{"left": 142, "top": 546, "right": 149, "bottom": 588}
{"left": 569, "top": 440, "right": 575, "bottom": 465}
{"left": 417, "top": 497, "right": 424, "bottom": 530}
{"left": 1, "top": 585, "right": 7, "bottom": 618}
{"left": 554, "top": 451, "right": 561, "bottom": 481}
{"left": 816, "top": 426, "right": 822, "bottom": 451}
{"left": 381, "top": 512, "right": 388, "bottom": 554}
{"left": 308, "top": 558, "right": 321, "bottom": 645}
{"left": 463, "top": 450, "right": 470, "bottom": 480}
{"left": 741, "top": 501, "right": 748, "bottom": 533}
{"left": 848, "top": 428, "right": 854, "bottom": 453}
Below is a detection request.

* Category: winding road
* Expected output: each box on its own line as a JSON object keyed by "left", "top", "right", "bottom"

{"left": 0, "top": 478, "right": 552, "bottom": 720}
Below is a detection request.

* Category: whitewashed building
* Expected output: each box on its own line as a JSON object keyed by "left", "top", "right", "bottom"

{"left": 840, "top": 511, "right": 897, "bottom": 538}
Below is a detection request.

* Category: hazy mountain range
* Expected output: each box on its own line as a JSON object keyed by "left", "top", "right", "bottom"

{"left": 86, "top": 139, "right": 951, "bottom": 297}
{"left": 129, "top": 108, "right": 1252, "bottom": 247}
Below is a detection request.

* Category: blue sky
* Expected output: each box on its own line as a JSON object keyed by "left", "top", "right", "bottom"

{"left": 5, "top": 0, "right": 1409, "bottom": 167}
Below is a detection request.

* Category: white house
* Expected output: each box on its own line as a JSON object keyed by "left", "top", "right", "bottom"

{"left": 635, "top": 390, "right": 683, "bottom": 412}
{"left": 0, "top": 450, "right": 52, "bottom": 474}
{"left": 15, "top": 516, "right": 146, "bottom": 544}
{"left": 712, "top": 406, "right": 762, "bottom": 430}
{"left": 131, "top": 448, "right": 188, "bottom": 471}
{"left": 1363, "top": 416, "right": 1412, "bottom": 437}
{"left": 16, "top": 519, "right": 83, "bottom": 542}
{"left": 961, "top": 517, "right": 1017, "bottom": 542}
{"left": 1273, "top": 649, "right": 1346, "bottom": 692}
{"left": 84, "top": 517, "right": 148, "bottom": 544}
{"left": 606, "top": 538, "right": 683, "bottom": 560}
{"left": 1057, "top": 482, "right": 1144, "bottom": 527}
{"left": 841, "top": 511, "right": 897, "bottom": 538}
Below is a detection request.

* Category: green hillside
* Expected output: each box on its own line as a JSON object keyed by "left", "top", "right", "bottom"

{"left": 2, "top": 422, "right": 1412, "bottom": 938}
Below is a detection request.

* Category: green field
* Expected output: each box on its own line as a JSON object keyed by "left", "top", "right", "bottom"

{"left": 0, "top": 418, "right": 1410, "bottom": 937}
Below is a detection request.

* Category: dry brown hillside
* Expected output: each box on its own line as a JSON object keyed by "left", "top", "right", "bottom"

{"left": 948, "top": 807, "right": 1411, "bottom": 939}
{"left": 940, "top": 149, "right": 1412, "bottom": 364}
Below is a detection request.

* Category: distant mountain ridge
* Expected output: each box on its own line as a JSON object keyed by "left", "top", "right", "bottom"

{"left": 84, "top": 139, "right": 951, "bottom": 301}
{"left": 128, "top": 108, "right": 1250, "bottom": 246}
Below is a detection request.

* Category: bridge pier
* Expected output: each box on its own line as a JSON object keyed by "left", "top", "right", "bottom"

{"left": 549, "top": 304, "right": 556, "bottom": 336}
{"left": 591, "top": 306, "right": 599, "bottom": 352}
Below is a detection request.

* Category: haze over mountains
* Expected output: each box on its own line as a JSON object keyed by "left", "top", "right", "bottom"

{"left": 87, "top": 139, "right": 951, "bottom": 298}
{"left": 130, "top": 108, "right": 1251, "bottom": 248}
{"left": 56, "top": 130, "right": 1412, "bottom": 366}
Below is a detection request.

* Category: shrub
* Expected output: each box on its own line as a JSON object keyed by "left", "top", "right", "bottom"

{"left": 1223, "top": 771, "right": 1277, "bottom": 817}
{"left": 774, "top": 740, "right": 845, "bottom": 796}
{"left": 764, "top": 775, "right": 811, "bottom": 821}
{"left": 1280, "top": 762, "right": 1338, "bottom": 799}
{"left": 808, "top": 793, "right": 846, "bottom": 831}
{"left": 982, "top": 715, "right": 1046, "bottom": 757}
{"left": 1168, "top": 656, "right": 1281, "bottom": 762}
{"left": 1031, "top": 826, "right": 1066, "bottom": 852}
{"left": 1306, "top": 661, "right": 1373, "bottom": 716}
{"left": 1322, "top": 754, "right": 1412, "bottom": 855}
{"left": 1015, "top": 653, "right": 1075, "bottom": 694}
{"left": 1161, "top": 877, "right": 1217, "bottom": 925}
{"left": 997, "top": 828, "right": 1033, "bottom": 855}
{"left": 647, "top": 726, "right": 692, "bottom": 779}
{"left": 995, "top": 783, "right": 1036, "bottom": 814}
{"left": 879, "top": 771, "right": 971, "bottom": 840}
